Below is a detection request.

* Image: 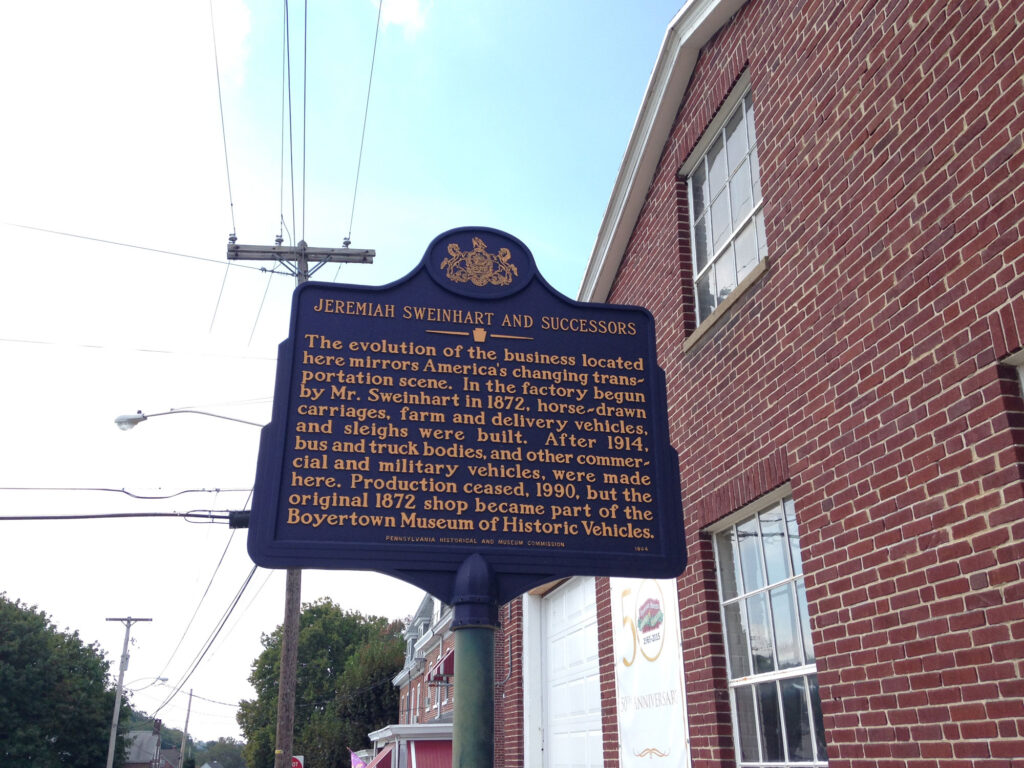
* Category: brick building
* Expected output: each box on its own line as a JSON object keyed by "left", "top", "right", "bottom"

{"left": 377, "top": 1, "right": 1023, "bottom": 766}
{"left": 367, "top": 594, "right": 456, "bottom": 768}
{"left": 496, "top": 0, "right": 1024, "bottom": 766}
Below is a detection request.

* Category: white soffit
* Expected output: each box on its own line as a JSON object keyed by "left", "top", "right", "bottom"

{"left": 578, "top": 0, "right": 749, "bottom": 303}
{"left": 369, "top": 722, "right": 453, "bottom": 742}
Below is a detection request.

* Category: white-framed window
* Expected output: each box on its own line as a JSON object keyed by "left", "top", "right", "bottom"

{"left": 1006, "top": 350, "right": 1024, "bottom": 398}
{"left": 686, "top": 78, "right": 767, "bottom": 325}
{"left": 712, "top": 495, "right": 828, "bottom": 766}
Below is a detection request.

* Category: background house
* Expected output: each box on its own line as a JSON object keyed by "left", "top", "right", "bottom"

{"left": 367, "top": 594, "right": 455, "bottom": 768}
{"left": 124, "top": 731, "right": 178, "bottom": 768}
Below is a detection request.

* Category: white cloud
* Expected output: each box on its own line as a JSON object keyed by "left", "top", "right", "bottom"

{"left": 377, "top": 0, "right": 430, "bottom": 37}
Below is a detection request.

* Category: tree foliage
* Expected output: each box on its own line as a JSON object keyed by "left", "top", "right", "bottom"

{"left": 193, "top": 736, "right": 247, "bottom": 768}
{"left": 0, "top": 594, "right": 127, "bottom": 767}
{"left": 124, "top": 709, "right": 188, "bottom": 752}
{"left": 238, "top": 599, "right": 404, "bottom": 768}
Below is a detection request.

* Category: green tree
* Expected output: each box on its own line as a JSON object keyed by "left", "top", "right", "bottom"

{"left": 238, "top": 599, "right": 403, "bottom": 768}
{"left": 124, "top": 709, "right": 185, "bottom": 751}
{"left": 333, "top": 631, "right": 404, "bottom": 750}
{"left": 123, "top": 710, "right": 213, "bottom": 768}
{"left": 0, "top": 594, "right": 127, "bottom": 767}
{"left": 193, "top": 736, "right": 247, "bottom": 768}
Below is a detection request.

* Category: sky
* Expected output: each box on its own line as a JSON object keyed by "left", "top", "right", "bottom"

{"left": 0, "top": 0, "right": 684, "bottom": 745}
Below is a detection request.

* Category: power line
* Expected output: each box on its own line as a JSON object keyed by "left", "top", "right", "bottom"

{"left": 154, "top": 567, "right": 257, "bottom": 715}
{"left": 207, "top": 0, "right": 240, "bottom": 333}
{"left": 283, "top": 0, "right": 298, "bottom": 246}
{"left": 248, "top": 274, "right": 275, "bottom": 346}
{"left": 344, "top": 0, "right": 385, "bottom": 249}
{"left": 209, "top": 264, "right": 232, "bottom": 332}
{"left": 302, "top": 0, "right": 308, "bottom": 243}
{"left": 292, "top": 674, "right": 398, "bottom": 713}
{"left": 0, "top": 335, "right": 276, "bottom": 361}
{"left": 156, "top": 529, "right": 240, "bottom": 681}
{"left": 0, "top": 486, "right": 251, "bottom": 500}
{"left": 152, "top": 565, "right": 258, "bottom": 717}
{"left": 190, "top": 691, "right": 245, "bottom": 708}
{"left": 177, "top": 396, "right": 273, "bottom": 410}
{"left": 208, "top": 0, "right": 237, "bottom": 238}
{"left": 277, "top": 2, "right": 290, "bottom": 249}
{"left": 218, "top": 568, "right": 276, "bottom": 648}
{"left": 129, "top": 686, "right": 247, "bottom": 713}
{"left": 4, "top": 221, "right": 293, "bottom": 354}
{"left": 0, "top": 511, "right": 238, "bottom": 523}
{"left": 2, "top": 222, "right": 270, "bottom": 272}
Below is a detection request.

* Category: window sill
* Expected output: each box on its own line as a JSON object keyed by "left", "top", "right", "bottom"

{"left": 683, "top": 257, "right": 768, "bottom": 354}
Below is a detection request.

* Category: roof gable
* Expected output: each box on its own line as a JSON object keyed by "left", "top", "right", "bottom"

{"left": 579, "top": 0, "right": 748, "bottom": 302}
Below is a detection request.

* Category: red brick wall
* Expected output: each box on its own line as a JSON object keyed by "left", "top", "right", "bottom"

{"left": 495, "top": 599, "right": 524, "bottom": 768}
{"left": 607, "top": 0, "right": 1024, "bottom": 766}
{"left": 396, "top": 604, "right": 522, "bottom": 766}
{"left": 595, "top": 578, "right": 620, "bottom": 767}
{"left": 397, "top": 632, "right": 455, "bottom": 726}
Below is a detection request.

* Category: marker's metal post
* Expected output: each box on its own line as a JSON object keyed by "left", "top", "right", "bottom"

{"left": 451, "top": 555, "right": 499, "bottom": 768}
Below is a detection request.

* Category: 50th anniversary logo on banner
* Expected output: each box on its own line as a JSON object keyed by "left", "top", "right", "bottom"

{"left": 612, "top": 578, "right": 690, "bottom": 767}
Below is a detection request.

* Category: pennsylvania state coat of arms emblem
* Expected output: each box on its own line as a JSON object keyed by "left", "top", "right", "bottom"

{"left": 441, "top": 237, "right": 519, "bottom": 287}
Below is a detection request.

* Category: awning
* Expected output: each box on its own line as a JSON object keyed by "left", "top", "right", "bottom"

{"left": 427, "top": 649, "right": 454, "bottom": 683}
{"left": 408, "top": 739, "right": 452, "bottom": 768}
{"left": 365, "top": 744, "right": 393, "bottom": 768}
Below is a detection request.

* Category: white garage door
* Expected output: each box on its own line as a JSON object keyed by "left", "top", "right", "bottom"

{"left": 543, "top": 577, "right": 603, "bottom": 768}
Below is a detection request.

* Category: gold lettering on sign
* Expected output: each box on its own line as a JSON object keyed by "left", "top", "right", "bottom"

{"left": 285, "top": 309, "right": 662, "bottom": 554}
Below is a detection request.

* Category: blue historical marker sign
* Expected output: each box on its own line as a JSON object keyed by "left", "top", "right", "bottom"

{"left": 249, "top": 227, "right": 685, "bottom": 604}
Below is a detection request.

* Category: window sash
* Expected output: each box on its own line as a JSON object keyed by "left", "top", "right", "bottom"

{"left": 729, "top": 673, "right": 827, "bottom": 766}
{"left": 688, "top": 88, "right": 766, "bottom": 324}
{"left": 692, "top": 175, "right": 762, "bottom": 286}
{"left": 714, "top": 498, "right": 828, "bottom": 766}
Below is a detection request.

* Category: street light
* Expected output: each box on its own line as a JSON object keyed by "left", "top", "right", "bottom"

{"left": 123, "top": 675, "right": 169, "bottom": 768}
{"left": 107, "top": 408, "right": 260, "bottom": 768}
{"left": 126, "top": 676, "right": 169, "bottom": 692}
{"left": 118, "top": 677, "right": 169, "bottom": 768}
{"left": 114, "top": 408, "right": 261, "bottom": 528}
{"left": 113, "top": 405, "right": 303, "bottom": 768}
{"left": 115, "top": 409, "right": 264, "bottom": 430}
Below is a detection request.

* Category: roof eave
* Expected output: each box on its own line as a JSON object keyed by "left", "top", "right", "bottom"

{"left": 578, "top": 0, "right": 748, "bottom": 302}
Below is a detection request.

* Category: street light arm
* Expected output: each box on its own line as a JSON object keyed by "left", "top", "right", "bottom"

{"left": 114, "top": 409, "right": 264, "bottom": 430}
{"left": 125, "top": 676, "right": 168, "bottom": 692}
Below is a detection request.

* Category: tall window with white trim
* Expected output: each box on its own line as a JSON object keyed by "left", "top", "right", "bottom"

{"left": 714, "top": 497, "right": 828, "bottom": 766}
{"left": 688, "top": 87, "right": 767, "bottom": 323}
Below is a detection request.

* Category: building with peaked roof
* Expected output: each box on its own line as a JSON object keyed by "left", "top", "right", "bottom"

{"left": 366, "top": 594, "right": 455, "bottom": 768}
{"left": 124, "top": 731, "right": 177, "bottom": 768}
{"left": 390, "top": 2, "right": 1024, "bottom": 767}
{"left": 373, "top": 1, "right": 1023, "bottom": 765}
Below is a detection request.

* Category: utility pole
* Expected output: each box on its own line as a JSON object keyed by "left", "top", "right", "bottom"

{"left": 151, "top": 719, "right": 161, "bottom": 768}
{"left": 105, "top": 617, "right": 153, "bottom": 768}
{"left": 176, "top": 689, "right": 193, "bottom": 768}
{"left": 227, "top": 239, "right": 374, "bottom": 282}
{"left": 228, "top": 237, "right": 374, "bottom": 768}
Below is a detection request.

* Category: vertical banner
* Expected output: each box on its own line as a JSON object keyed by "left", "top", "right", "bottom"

{"left": 611, "top": 577, "right": 689, "bottom": 767}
